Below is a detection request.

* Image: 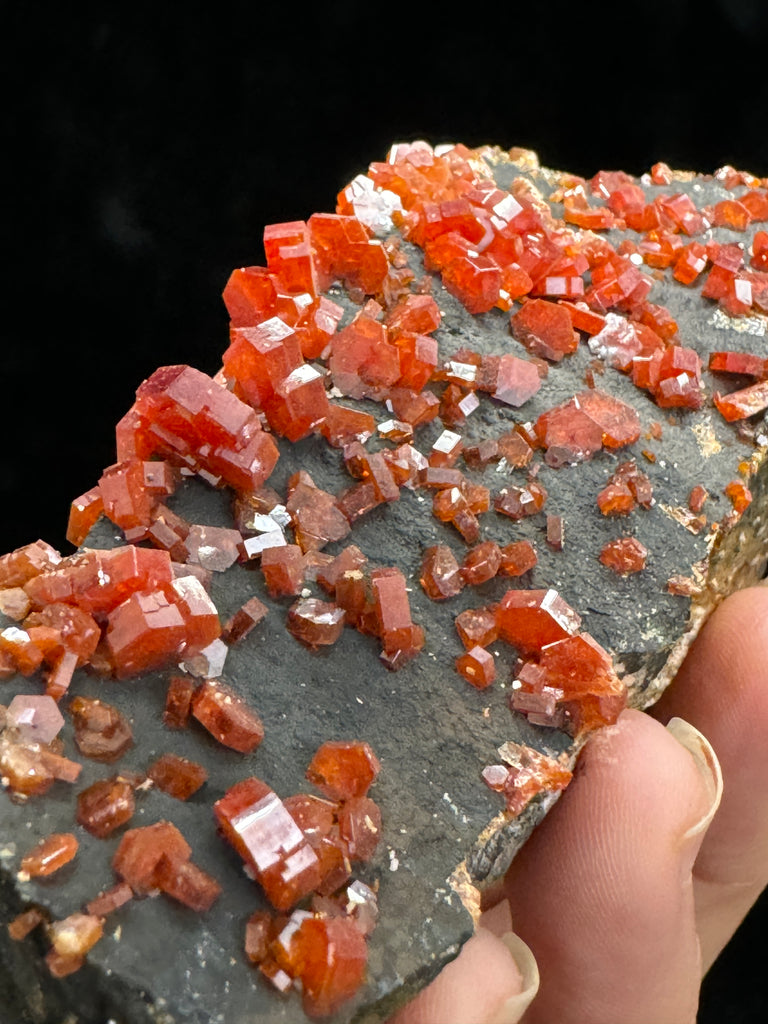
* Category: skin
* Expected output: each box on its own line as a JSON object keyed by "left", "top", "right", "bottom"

{"left": 389, "top": 585, "right": 768, "bottom": 1024}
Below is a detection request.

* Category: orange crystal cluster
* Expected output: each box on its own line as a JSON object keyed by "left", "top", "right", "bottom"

{"left": 0, "top": 544, "right": 221, "bottom": 698}
{"left": 482, "top": 741, "right": 572, "bottom": 816}
{"left": 214, "top": 741, "right": 381, "bottom": 1017}
{"left": 511, "top": 628, "right": 627, "bottom": 737}
{"left": 451, "top": 587, "right": 627, "bottom": 740}
{"left": 113, "top": 820, "right": 221, "bottom": 912}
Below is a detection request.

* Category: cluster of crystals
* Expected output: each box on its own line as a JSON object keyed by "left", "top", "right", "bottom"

{"left": 451, "top": 588, "right": 626, "bottom": 738}
{"left": 481, "top": 741, "right": 572, "bottom": 815}
{"left": 3, "top": 681, "right": 222, "bottom": 978}
{"left": 11, "top": 817, "right": 222, "bottom": 979}
{"left": 24, "top": 141, "right": 754, "bottom": 707}
{"left": 10, "top": 877, "right": 135, "bottom": 978}
{"left": 0, "top": 543, "right": 221, "bottom": 697}
{"left": 214, "top": 741, "right": 381, "bottom": 1017}
{"left": 113, "top": 820, "right": 221, "bottom": 911}
{"left": 597, "top": 460, "right": 654, "bottom": 517}
{"left": 0, "top": 692, "right": 80, "bottom": 797}
{"left": 363, "top": 142, "right": 768, "bottom": 427}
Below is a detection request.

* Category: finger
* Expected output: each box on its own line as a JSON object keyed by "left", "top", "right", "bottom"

{"left": 502, "top": 709, "right": 716, "bottom": 1024}
{"left": 651, "top": 584, "right": 768, "bottom": 970}
{"left": 387, "top": 901, "right": 539, "bottom": 1024}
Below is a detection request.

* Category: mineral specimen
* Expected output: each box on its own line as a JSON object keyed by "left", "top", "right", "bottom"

{"left": 3, "top": 137, "right": 768, "bottom": 1023}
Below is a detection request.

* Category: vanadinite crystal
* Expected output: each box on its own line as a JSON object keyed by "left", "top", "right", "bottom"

{"left": 495, "top": 588, "right": 581, "bottom": 654}
{"left": 20, "top": 832, "right": 78, "bottom": 877}
{"left": 482, "top": 741, "right": 572, "bottom": 816}
{"left": 5, "top": 135, "right": 768, "bottom": 1022}
{"left": 305, "top": 741, "right": 381, "bottom": 801}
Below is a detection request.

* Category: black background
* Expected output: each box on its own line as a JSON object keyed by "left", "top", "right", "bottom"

{"left": 4, "top": 1, "right": 768, "bottom": 1019}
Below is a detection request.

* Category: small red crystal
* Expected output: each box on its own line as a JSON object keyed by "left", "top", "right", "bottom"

{"left": 337, "top": 796, "right": 382, "bottom": 863}
{"left": 76, "top": 777, "right": 136, "bottom": 838}
{"left": 725, "top": 480, "right": 753, "bottom": 513}
{"left": 70, "top": 696, "right": 133, "bottom": 763}
{"left": 7, "top": 908, "right": 45, "bottom": 941}
{"left": 454, "top": 606, "right": 498, "bottom": 650}
{"left": 456, "top": 646, "right": 496, "bottom": 689}
{"left": 148, "top": 753, "right": 208, "bottom": 800}
{"left": 496, "top": 588, "right": 581, "bottom": 654}
{"left": 499, "top": 540, "right": 538, "bottom": 577}
{"left": 21, "top": 832, "right": 78, "bottom": 877}
{"left": 714, "top": 380, "right": 768, "bottom": 421}
{"left": 461, "top": 541, "right": 502, "bottom": 586}
{"left": 510, "top": 299, "right": 579, "bottom": 362}
{"left": 419, "top": 545, "right": 463, "bottom": 601}
{"left": 599, "top": 537, "right": 648, "bottom": 575}
{"left": 294, "top": 915, "right": 368, "bottom": 1019}
{"left": 86, "top": 882, "right": 134, "bottom": 918}
{"left": 260, "top": 545, "right": 305, "bottom": 598}
{"left": 306, "top": 741, "right": 381, "bottom": 801}
{"left": 494, "top": 481, "right": 547, "bottom": 520}
{"left": 163, "top": 675, "right": 195, "bottom": 730}
{"left": 154, "top": 856, "right": 222, "bottom": 912}
{"left": 113, "top": 820, "right": 191, "bottom": 895}
{"left": 287, "top": 598, "right": 346, "bottom": 649}
{"left": 191, "top": 680, "right": 264, "bottom": 753}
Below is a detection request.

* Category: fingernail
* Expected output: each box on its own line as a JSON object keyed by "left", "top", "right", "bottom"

{"left": 487, "top": 932, "right": 540, "bottom": 1024}
{"left": 666, "top": 716, "right": 723, "bottom": 839}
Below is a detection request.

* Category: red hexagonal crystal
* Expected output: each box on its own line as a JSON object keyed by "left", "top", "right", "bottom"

{"left": 293, "top": 915, "right": 368, "bottom": 1019}
{"left": 456, "top": 646, "right": 496, "bottom": 689}
{"left": 329, "top": 313, "right": 401, "bottom": 400}
{"left": 287, "top": 599, "right": 346, "bottom": 649}
{"left": 191, "top": 680, "right": 264, "bottom": 753}
{"left": 76, "top": 777, "right": 136, "bottom": 838}
{"left": 213, "top": 777, "right": 322, "bottom": 911}
{"left": 599, "top": 537, "right": 648, "bottom": 575}
{"left": 260, "top": 545, "right": 305, "bottom": 598}
{"left": 306, "top": 741, "right": 381, "bottom": 801}
{"left": 419, "top": 545, "right": 464, "bottom": 601}
{"left": 286, "top": 475, "right": 351, "bottom": 553}
{"left": 460, "top": 541, "right": 502, "bottom": 586}
{"left": 454, "top": 606, "right": 498, "bottom": 650}
{"left": 70, "top": 696, "right": 133, "bottom": 762}
{"left": 337, "top": 795, "right": 382, "bottom": 863}
{"left": 148, "top": 753, "right": 208, "bottom": 800}
{"left": 105, "top": 589, "right": 187, "bottom": 679}
{"left": 510, "top": 299, "right": 579, "bottom": 362}
{"left": 496, "top": 588, "right": 581, "bottom": 654}
{"left": 0, "top": 540, "right": 62, "bottom": 589}
{"left": 494, "top": 481, "right": 547, "bottom": 520}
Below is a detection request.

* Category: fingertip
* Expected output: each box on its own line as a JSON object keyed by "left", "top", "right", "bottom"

{"left": 387, "top": 921, "right": 531, "bottom": 1024}
{"left": 502, "top": 707, "right": 708, "bottom": 1024}
{"left": 487, "top": 931, "right": 539, "bottom": 1024}
{"left": 665, "top": 717, "right": 722, "bottom": 841}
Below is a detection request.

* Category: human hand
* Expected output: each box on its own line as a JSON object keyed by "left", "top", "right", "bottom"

{"left": 389, "top": 584, "right": 768, "bottom": 1024}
